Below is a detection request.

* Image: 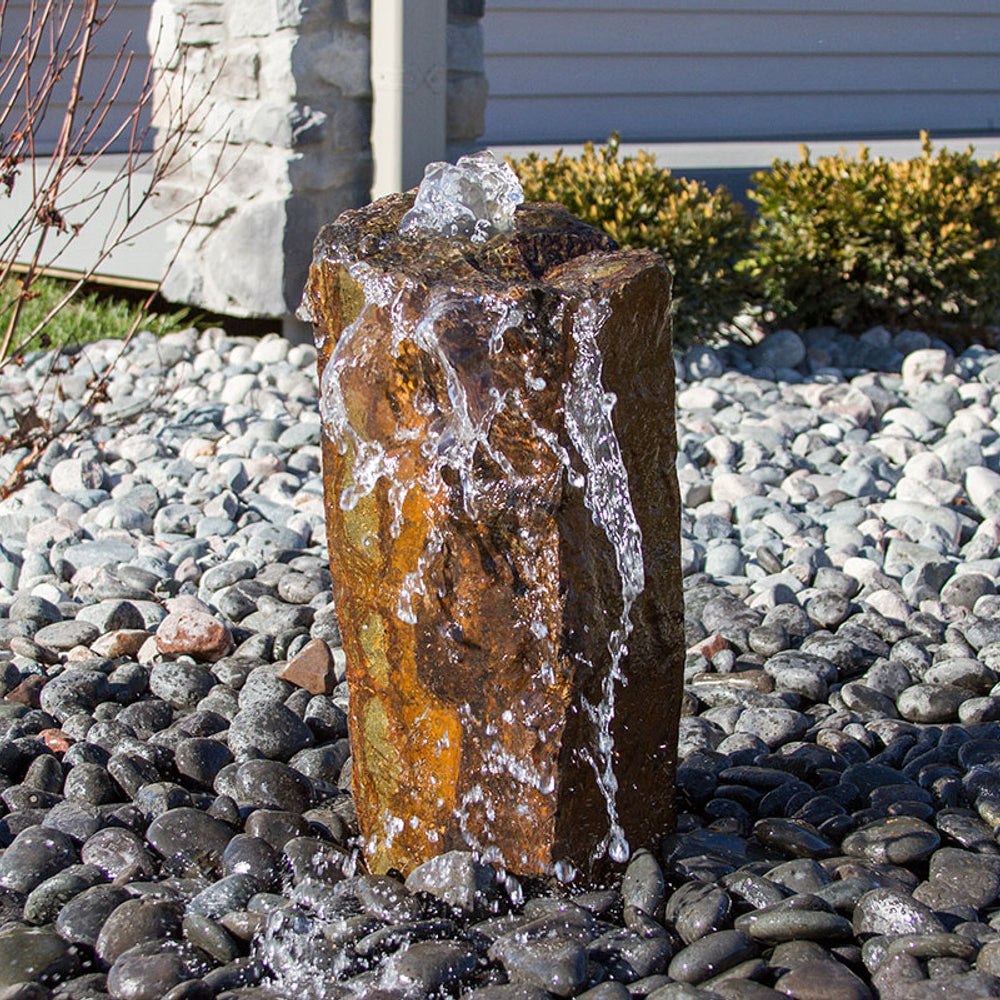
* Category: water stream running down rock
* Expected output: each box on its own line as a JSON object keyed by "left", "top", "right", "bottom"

{"left": 564, "top": 295, "right": 647, "bottom": 867}
{"left": 303, "top": 152, "right": 684, "bottom": 883}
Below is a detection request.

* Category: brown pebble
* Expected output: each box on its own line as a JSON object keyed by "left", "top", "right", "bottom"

{"left": 37, "top": 728, "right": 73, "bottom": 754}
{"left": 4, "top": 674, "right": 45, "bottom": 708}
{"left": 690, "top": 633, "right": 731, "bottom": 658}
{"left": 277, "top": 637, "right": 338, "bottom": 695}
{"left": 690, "top": 670, "right": 775, "bottom": 693}
{"left": 91, "top": 629, "right": 153, "bottom": 659}
{"left": 220, "top": 910, "right": 268, "bottom": 940}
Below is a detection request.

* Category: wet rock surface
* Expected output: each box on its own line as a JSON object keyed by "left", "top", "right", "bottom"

{"left": 1, "top": 310, "right": 1000, "bottom": 997}
{"left": 304, "top": 192, "right": 681, "bottom": 880}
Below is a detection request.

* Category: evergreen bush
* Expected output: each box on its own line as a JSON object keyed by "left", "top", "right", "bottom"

{"left": 509, "top": 136, "right": 753, "bottom": 346}
{"left": 740, "top": 132, "right": 1000, "bottom": 335}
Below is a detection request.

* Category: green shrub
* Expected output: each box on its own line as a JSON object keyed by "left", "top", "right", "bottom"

{"left": 740, "top": 132, "right": 1000, "bottom": 335}
{"left": 508, "top": 135, "right": 753, "bottom": 346}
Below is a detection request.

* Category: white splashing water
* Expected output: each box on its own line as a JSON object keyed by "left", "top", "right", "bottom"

{"left": 257, "top": 904, "right": 355, "bottom": 998}
{"left": 400, "top": 150, "right": 524, "bottom": 242}
{"left": 563, "top": 297, "right": 645, "bottom": 866}
{"left": 319, "top": 274, "right": 524, "bottom": 546}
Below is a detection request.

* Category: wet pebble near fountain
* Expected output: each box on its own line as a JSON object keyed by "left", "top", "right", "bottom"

{"left": 2, "top": 156, "right": 1000, "bottom": 998}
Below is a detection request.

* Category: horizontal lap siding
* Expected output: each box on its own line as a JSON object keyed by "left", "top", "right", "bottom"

{"left": 1, "top": 1, "right": 153, "bottom": 155}
{"left": 482, "top": 3, "right": 1000, "bottom": 144}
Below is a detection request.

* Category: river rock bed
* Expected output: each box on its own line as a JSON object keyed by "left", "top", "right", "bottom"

{"left": 1, "top": 324, "right": 1000, "bottom": 1000}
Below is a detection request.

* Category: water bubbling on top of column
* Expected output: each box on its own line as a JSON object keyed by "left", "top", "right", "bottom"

{"left": 399, "top": 150, "right": 524, "bottom": 242}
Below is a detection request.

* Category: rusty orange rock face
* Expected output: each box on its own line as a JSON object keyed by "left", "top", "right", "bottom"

{"left": 302, "top": 194, "right": 683, "bottom": 882}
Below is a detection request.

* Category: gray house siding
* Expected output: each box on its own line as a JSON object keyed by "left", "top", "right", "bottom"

{"left": 10, "top": 2, "right": 999, "bottom": 155}
{"left": 1, "top": 0, "right": 153, "bottom": 155}
{"left": 482, "top": 1, "right": 1000, "bottom": 145}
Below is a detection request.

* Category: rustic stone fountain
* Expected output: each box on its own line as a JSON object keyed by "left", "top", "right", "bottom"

{"left": 300, "top": 152, "right": 683, "bottom": 883}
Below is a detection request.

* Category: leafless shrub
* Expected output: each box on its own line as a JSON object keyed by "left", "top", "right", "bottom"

{"left": 0, "top": 0, "right": 232, "bottom": 493}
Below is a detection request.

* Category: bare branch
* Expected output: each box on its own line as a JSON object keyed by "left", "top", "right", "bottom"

{"left": 0, "top": 0, "right": 236, "bottom": 415}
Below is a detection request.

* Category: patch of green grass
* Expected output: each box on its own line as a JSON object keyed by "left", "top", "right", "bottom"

{"left": 0, "top": 275, "right": 197, "bottom": 355}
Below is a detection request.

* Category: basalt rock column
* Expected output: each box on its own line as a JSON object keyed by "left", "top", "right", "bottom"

{"left": 301, "top": 154, "right": 683, "bottom": 881}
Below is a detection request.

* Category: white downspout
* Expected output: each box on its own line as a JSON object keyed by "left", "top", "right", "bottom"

{"left": 370, "top": 0, "right": 447, "bottom": 199}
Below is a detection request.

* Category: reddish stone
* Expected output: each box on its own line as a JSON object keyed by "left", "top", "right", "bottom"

{"left": 689, "top": 634, "right": 731, "bottom": 659}
{"left": 304, "top": 194, "right": 683, "bottom": 881}
{"left": 156, "top": 610, "right": 233, "bottom": 662}
{"left": 3, "top": 674, "right": 44, "bottom": 708}
{"left": 38, "top": 728, "right": 73, "bottom": 754}
{"left": 277, "top": 638, "right": 337, "bottom": 695}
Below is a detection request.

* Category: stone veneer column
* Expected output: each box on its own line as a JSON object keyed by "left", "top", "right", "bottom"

{"left": 148, "top": 0, "right": 487, "bottom": 329}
